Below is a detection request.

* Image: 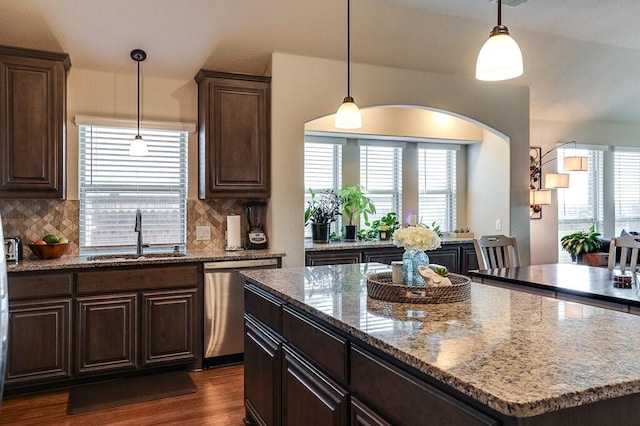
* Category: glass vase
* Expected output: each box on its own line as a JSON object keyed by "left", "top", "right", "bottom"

{"left": 402, "top": 249, "right": 429, "bottom": 286}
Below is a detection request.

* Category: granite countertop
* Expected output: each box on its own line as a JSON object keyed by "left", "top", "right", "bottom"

{"left": 7, "top": 249, "right": 285, "bottom": 273}
{"left": 242, "top": 263, "right": 640, "bottom": 418}
{"left": 304, "top": 237, "right": 473, "bottom": 251}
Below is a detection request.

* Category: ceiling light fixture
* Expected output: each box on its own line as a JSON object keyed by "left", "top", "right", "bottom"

{"left": 334, "top": 0, "right": 362, "bottom": 129}
{"left": 475, "top": 0, "right": 523, "bottom": 81}
{"left": 130, "top": 49, "right": 148, "bottom": 156}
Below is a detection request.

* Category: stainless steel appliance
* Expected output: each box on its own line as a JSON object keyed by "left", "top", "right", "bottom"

{"left": 204, "top": 257, "right": 278, "bottom": 366}
{"left": 246, "top": 202, "right": 267, "bottom": 250}
{"left": 0, "top": 216, "right": 9, "bottom": 399}
{"left": 4, "top": 237, "right": 21, "bottom": 262}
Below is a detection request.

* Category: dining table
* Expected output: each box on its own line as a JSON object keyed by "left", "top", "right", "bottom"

{"left": 468, "top": 263, "right": 640, "bottom": 314}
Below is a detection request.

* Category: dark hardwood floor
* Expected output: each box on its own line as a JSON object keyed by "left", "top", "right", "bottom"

{"left": 0, "top": 365, "right": 245, "bottom": 425}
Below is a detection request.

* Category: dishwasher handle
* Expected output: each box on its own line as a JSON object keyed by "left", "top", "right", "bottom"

{"left": 203, "top": 258, "right": 278, "bottom": 271}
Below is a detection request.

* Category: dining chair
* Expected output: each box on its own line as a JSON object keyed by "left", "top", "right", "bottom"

{"left": 473, "top": 235, "right": 521, "bottom": 269}
{"left": 607, "top": 234, "right": 640, "bottom": 273}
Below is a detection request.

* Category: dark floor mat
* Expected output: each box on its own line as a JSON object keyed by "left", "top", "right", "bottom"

{"left": 67, "top": 370, "right": 197, "bottom": 415}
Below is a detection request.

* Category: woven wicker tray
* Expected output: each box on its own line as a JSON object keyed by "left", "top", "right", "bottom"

{"left": 366, "top": 271, "right": 471, "bottom": 304}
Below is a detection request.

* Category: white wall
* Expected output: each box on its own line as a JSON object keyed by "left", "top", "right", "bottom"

{"left": 270, "top": 52, "right": 530, "bottom": 268}
{"left": 530, "top": 118, "right": 640, "bottom": 264}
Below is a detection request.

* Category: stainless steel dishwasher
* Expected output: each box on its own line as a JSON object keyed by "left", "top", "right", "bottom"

{"left": 203, "top": 257, "right": 279, "bottom": 367}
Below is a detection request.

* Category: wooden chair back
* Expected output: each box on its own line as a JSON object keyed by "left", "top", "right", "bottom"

{"left": 608, "top": 234, "right": 640, "bottom": 272}
{"left": 473, "top": 235, "right": 520, "bottom": 270}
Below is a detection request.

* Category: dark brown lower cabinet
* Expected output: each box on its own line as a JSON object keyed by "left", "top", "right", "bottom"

{"left": 350, "top": 397, "right": 391, "bottom": 426}
{"left": 282, "top": 346, "right": 348, "bottom": 426}
{"left": 76, "top": 294, "right": 138, "bottom": 375}
{"left": 6, "top": 264, "right": 202, "bottom": 395}
{"left": 244, "top": 315, "right": 282, "bottom": 426}
{"left": 142, "top": 289, "right": 197, "bottom": 367}
{"left": 307, "top": 242, "right": 477, "bottom": 274}
{"left": 6, "top": 298, "right": 71, "bottom": 385}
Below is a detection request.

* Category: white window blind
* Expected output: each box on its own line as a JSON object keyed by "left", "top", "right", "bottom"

{"left": 557, "top": 148, "right": 604, "bottom": 262}
{"left": 360, "top": 144, "right": 403, "bottom": 224}
{"left": 418, "top": 147, "right": 457, "bottom": 231}
{"left": 614, "top": 149, "right": 640, "bottom": 234}
{"left": 78, "top": 124, "right": 188, "bottom": 251}
{"left": 304, "top": 141, "right": 343, "bottom": 237}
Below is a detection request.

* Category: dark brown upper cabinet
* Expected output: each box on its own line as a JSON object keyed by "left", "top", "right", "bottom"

{"left": 195, "top": 70, "right": 270, "bottom": 199}
{"left": 0, "top": 45, "right": 70, "bottom": 199}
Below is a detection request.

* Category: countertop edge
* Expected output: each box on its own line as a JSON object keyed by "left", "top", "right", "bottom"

{"left": 8, "top": 250, "right": 286, "bottom": 273}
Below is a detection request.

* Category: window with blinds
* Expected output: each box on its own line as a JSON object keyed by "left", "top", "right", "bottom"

{"left": 304, "top": 141, "right": 343, "bottom": 237}
{"left": 418, "top": 147, "right": 457, "bottom": 231}
{"left": 78, "top": 124, "right": 188, "bottom": 251}
{"left": 614, "top": 149, "right": 640, "bottom": 235}
{"left": 360, "top": 144, "right": 403, "bottom": 224}
{"left": 557, "top": 148, "right": 604, "bottom": 262}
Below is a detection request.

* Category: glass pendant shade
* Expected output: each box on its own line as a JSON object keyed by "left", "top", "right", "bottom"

{"left": 563, "top": 156, "right": 588, "bottom": 171}
{"left": 129, "top": 134, "right": 148, "bottom": 156}
{"left": 335, "top": 96, "right": 362, "bottom": 129}
{"left": 476, "top": 27, "right": 523, "bottom": 81}
{"left": 544, "top": 173, "right": 570, "bottom": 189}
{"left": 530, "top": 189, "right": 551, "bottom": 206}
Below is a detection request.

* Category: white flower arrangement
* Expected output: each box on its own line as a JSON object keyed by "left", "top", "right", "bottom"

{"left": 392, "top": 225, "right": 442, "bottom": 251}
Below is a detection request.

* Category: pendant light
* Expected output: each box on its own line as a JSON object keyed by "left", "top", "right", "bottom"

{"left": 334, "top": 0, "right": 362, "bottom": 129}
{"left": 475, "top": 0, "right": 523, "bottom": 81}
{"left": 130, "top": 49, "right": 148, "bottom": 156}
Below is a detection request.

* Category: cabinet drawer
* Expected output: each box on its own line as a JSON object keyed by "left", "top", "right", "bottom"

{"left": 245, "top": 283, "right": 282, "bottom": 334}
{"left": 350, "top": 346, "right": 497, "bottom": 426}
{"left": 8, "top": 273, "right": 72, "bottom": 300}
{"left": 76, "top": 265, "right": 199, "bottom": 294}
{"left": 283, "top": 306, "right": 347, "bottom": 383}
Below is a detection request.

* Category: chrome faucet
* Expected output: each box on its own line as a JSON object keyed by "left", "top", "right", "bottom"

{"left": 134, "top": 208, "right": 144, "bottom": 255}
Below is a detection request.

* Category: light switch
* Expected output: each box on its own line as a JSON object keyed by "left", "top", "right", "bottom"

{"left": 196, "top": 226, "right": 211, "bottom": 241}
{"left": 495, "top": 219, "right": 502, "bottom": 231}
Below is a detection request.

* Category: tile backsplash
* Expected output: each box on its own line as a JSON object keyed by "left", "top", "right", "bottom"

{"left": 1, "top": 198, "right": 248, "bottom": 258}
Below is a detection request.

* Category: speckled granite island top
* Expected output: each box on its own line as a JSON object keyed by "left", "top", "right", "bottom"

{"left": 242, "top": 263, "right": 640, "bottom": 418}
{"left": 7, "top": 249, "right": 285, "bottom": 273}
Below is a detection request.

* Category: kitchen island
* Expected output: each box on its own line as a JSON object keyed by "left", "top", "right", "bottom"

{"left": 242, "top": 263, "right": 640, "bottom": 425}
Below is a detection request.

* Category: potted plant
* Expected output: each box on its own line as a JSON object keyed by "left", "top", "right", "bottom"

{"left": 304, "top": 188, "right": 342, "bottom": 243}
{"left": 338, "top": 185, "right": 376, "bottom": 242}
{"left": 365, "top": 212, "right": 400, "bottom": 241}
{"left": 560, "top": 225, "right": 601, "bottom": 263}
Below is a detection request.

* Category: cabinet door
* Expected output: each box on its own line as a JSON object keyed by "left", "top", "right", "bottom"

{"left": 141, "top": 289, "right": 197, "bottom": 367}
{"left": 76, "top": 293, "right": 138, "bottom": 375}
{"left": 244, "top": 315, "right": 282, "bottom": 426}
{"left": 197, "top": 70, "right": 270, "bottom": 198}
{"left": 428, "top": 246, "right": 460, "bottom": 273}
{"left": 306, "top": 250, "right": 362, "bottom": 266}
{"left": 363, "top": 247, "right": 403, "bottom": 265}
{"left": 282, "top": 346, "right": 348, "bottom": 426}
{"left": 6, "top": 298, "right": 71, "bottom": 385}
{"left": 460, "top": 243, "right": 479, "bottom": 274}
{"left": 0, "top": 47, "right": 69, "bottom": 198}
{"left": 351, "top": 397, "right": 391, "bottom": 426}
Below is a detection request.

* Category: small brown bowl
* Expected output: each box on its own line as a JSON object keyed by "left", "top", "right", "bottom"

{"left": 28, "top": 243, "right": 69, "bottom": 259}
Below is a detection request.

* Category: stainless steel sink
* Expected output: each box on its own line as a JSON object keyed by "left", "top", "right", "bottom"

{"left": 86, "top": 252, "right": 187, "bottom": 261}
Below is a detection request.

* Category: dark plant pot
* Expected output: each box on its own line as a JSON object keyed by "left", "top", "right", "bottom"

{"left": 571, "top": 253, "right": 583, "bottom": 263}
{"left": 344, "top": 225, "right": 357, "bottom": 242}
{"left": 312, "top": 223, "right": 330, "bottom": 244}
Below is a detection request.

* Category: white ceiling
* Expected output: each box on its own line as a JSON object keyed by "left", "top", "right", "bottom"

{"left": 2, "top": 0, "right": 640, "bottom": 124}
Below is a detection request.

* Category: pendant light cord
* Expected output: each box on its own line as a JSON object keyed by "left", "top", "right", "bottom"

{"left": 347, "top": 0, "right": 351, "bottom": 98}
{"left": 137, "top": 58, "right": 141, "bottom": 136}
{"left": 497, "top": 0, "right": 502, "bottom": 26}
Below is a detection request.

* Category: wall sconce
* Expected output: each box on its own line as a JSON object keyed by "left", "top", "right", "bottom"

{"left": 529, "top": 141, "right": 587, "bottom": 219}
